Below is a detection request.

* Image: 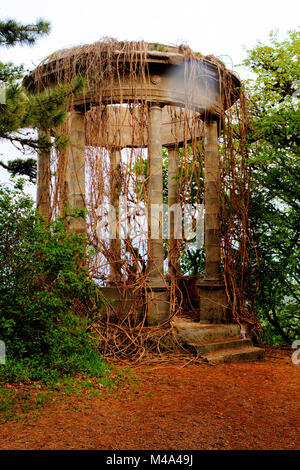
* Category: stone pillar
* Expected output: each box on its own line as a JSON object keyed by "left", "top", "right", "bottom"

{"left": 148, "top": 104, "right": 165, "bottom": 283}
{"left": 37, "top": 130, "right": 51, "bottom": 221}
{"left": 67, "top": 110, "right": 86, "bottom": 234}
{"left": 167, "top": 145, "right": 180, "bottom": 279}
{"left": 147, "top": 104, "right": 169, "bottom": 325}
{"left": 204, "top": 119, "right": 221, "bottom": 280}
{"left": 198, "top": 118, "right": 226, "bottom": 323}
{"left": 109, "top": 147, "right": 122, "bottom": 283}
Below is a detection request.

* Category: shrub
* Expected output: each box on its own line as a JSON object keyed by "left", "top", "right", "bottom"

{"left": 0, "top": 181, "right": 107, "bottom": 383}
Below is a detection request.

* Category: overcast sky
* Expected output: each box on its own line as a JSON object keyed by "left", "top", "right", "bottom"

{"left": 0, "top": 0, "right": 299, "bottom": 192}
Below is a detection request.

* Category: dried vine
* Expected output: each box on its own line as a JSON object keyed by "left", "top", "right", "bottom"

{"left": 29, "top": 39, "right": 261, "bottom": 360}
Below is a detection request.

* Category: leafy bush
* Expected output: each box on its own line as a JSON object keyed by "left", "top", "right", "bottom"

{"left": 243, "top": 31, "right": 300, "bottom": 344}
{"left": 0, "top": 181, "right": 107, "bottom": 383}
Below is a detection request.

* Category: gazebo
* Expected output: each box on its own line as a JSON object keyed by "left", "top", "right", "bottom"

{"left": 27, "top": 41, "right": 249, "bottom": 330}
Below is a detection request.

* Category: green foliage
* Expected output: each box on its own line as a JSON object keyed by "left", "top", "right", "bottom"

{"left": 0, "top": 17, "right": 83, "bottom": 181}
{"left": 0, "top": 61, "right": 23, "bottom": 81}
{"left": 0, "top": 18, "right": 50, "bottom": 47}
{"left": 0, "top": 76, "right": 83, "bottom": 144}
{"left": 180, "top": 248, "right": 205, "bottom": 276}
{"left": 0, "top": 158, "right": 37, "bottom": 182}
{"left": 243, "top": 30, "right": 300, "bottom": 344}
{"left": 0, "top": 182, "right": 107, "bottom": 383}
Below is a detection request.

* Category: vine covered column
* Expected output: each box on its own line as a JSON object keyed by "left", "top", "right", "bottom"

{"left": 198, "top": 118, "right": 226, "bottom": 323}
{"left": 67, "top": 110, "right": 86, "bottom": 234}
{"left": 37, "top": 129, "right": 51, "bottom": 222}
{"left": 167, "top": 145, "right": 180, "bottom": 279}
{"left": 147, "top": 103, "right": 169, "bottom": 325}
{"left": 204, "top": 119, "right": 221, "bottom": 280}
{"left": 109, "top": 146, "right": 122, "bottom": 283}
{"left": 148, "top": 104, "right": 165, "bottom": 284}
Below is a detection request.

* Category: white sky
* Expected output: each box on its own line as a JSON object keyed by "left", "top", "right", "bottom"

{"left": 0, "top": 0, "right": 299, "bottom": 191}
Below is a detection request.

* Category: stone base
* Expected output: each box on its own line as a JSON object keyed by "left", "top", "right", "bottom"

{"left": 100, "top": 286, "right": 143, "bottom": 323}
{"left": 146, "top": 285, "right": 170, "bottom": 326}
{"left": 100, "top": 278, "right": 228, "bottom": 325}
{"left": 197, "top": 279, "right": 228, "bottom": 323}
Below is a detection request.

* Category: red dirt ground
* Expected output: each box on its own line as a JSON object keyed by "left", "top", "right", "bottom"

{"left": 0, "top": 347, "right": 299, "bottom": 450}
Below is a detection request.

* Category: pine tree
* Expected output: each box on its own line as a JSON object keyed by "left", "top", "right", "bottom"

{"left": 0, "top": 18, "right": 81, "bottom": 181}
{"left": 0, "top": 18, "right": 50, "bottom": 47}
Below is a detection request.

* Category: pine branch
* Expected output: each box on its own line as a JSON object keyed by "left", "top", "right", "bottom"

{"left": 0, "top": 19, "right": 50, "bottom": 47}
{"left": 0, "top": 158, "right": 37, "bottom": 182}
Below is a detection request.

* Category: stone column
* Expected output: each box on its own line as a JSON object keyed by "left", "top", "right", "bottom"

{"left": 167, "top": 145, "right": 180, "bottom": 279}
{"left": 37, "top": 130, "right": 51, "bottom": 221}
{"left": 198, "top": 118, "right": 226, "bottom": 323}
{"left": 204, "top": 119, "right": 221, "bottom": 280}
{"left": 148, "top": 104, "right": 165, "bottom": 284}
{"left": 67, "top": 110, "right": 86, "bottom": 234}
{"left": 147, "top": 104, "right": 169, "bottom": 325}
{"left": 109, "top": 146, "right": 122, "bottom": 283}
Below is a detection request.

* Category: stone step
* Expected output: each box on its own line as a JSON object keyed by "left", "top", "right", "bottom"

{"left": 173, "top": 319, "right": 241, "bottom": 344}
{"left": 188, "top": 337, "right": 252, "bottom": 355}
{"left": 201, "top": 345, "right": 265, "bottom": 364}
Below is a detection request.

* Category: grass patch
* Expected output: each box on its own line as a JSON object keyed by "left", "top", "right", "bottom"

{"left": 0, "top": 365, "right": 141, "bottom": 424}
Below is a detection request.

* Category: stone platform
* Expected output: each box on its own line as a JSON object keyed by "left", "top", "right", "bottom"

{"left": 172, "top": 318, "right": 265, "bottom": 364}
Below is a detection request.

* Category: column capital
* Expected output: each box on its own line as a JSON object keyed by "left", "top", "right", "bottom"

{"left": 165, "top": 143, "right": 178, "bottom": 150}
{"left": 71, "top": 103, "right": 90, "bottom": 114}
{"left": 148, "top": 102, "right": 165, "bottom": 110}
{"left": 203, "top": 112, "right": 219, "bottom": 123}
{"left": 204, "top": 116, "right": 220, "bottom": 138}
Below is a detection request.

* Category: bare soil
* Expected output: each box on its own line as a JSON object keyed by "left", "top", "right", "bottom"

{"left": 0, "top": 347, "right": 299, "bottom": 450}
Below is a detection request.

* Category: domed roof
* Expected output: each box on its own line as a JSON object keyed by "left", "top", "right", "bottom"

{"left": 25, "top": 39, "right": 241, "bottom": 115}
